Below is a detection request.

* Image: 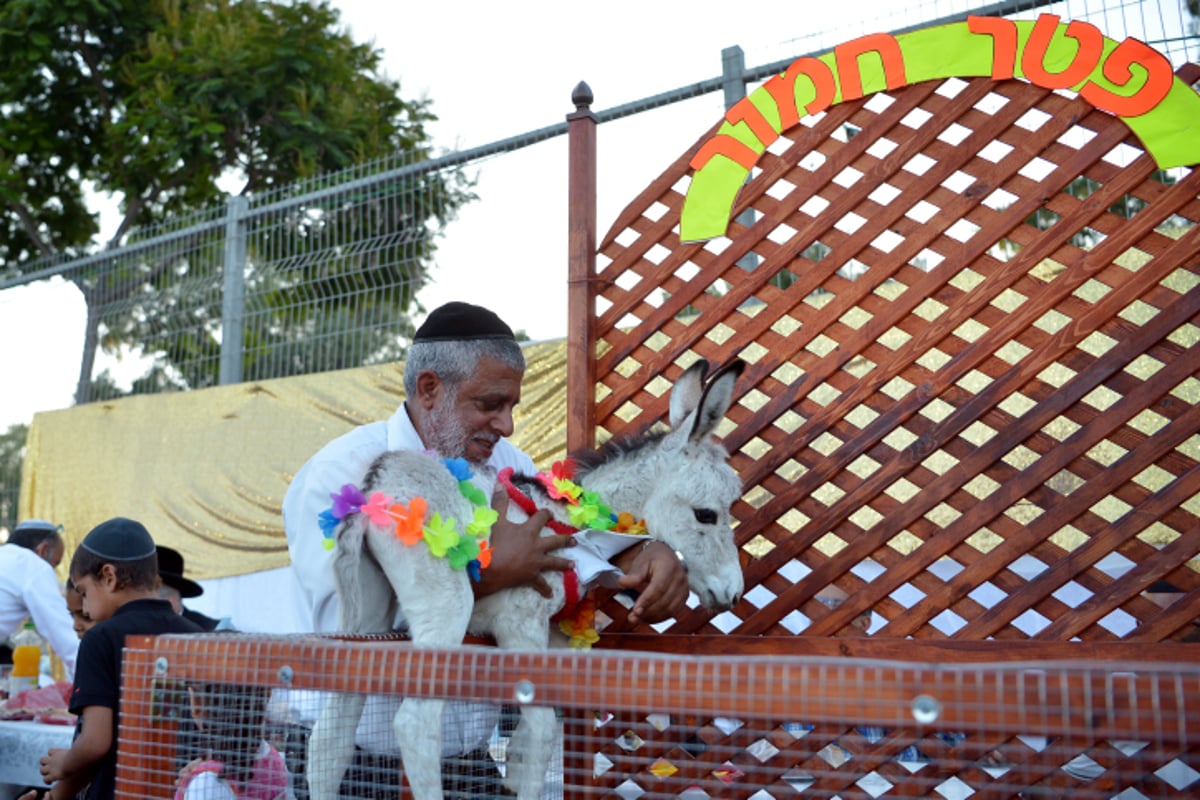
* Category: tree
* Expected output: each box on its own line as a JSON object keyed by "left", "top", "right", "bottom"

{"left": 0, "top": 423, "right": 29, "bottom": 533}
{"left": 0, "top": 0, "right": 471, "bottom": 400}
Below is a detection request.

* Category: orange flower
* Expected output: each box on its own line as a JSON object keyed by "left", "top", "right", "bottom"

{"left": 390, "top": 497, "right": 427, "bottom": 546}
{"left": 476, "top": 539, "right": 493, "bottom": 569}
{"left": 611, "top": 512, "right": 648, "bottom": 535}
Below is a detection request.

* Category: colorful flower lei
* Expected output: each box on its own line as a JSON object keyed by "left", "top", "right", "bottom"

{"left": 558, "top": 596, "right": 599, "bottom": 649}
{"left": 536, "top": 460, "right": 650, "bottom": 650}
{"left": 318, "top": 455, "right": 497, "bottom": 581}
{"left": 535, "top": 460, "right": 648, "bottom": 535}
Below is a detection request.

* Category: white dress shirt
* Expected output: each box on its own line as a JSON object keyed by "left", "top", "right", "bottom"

{"left": 0, "top": 543, "right": 79, "bottom": 680}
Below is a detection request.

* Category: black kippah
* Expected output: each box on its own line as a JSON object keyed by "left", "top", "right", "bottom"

{"left": 413, "top": 301, "right": 516, "bottom": 343}
{"left": 79, "top": 517, "right": 157, "bottom": 561}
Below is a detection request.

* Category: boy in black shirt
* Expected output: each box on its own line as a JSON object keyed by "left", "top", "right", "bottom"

{"left": 27, "top": 517, "right": 203, "bottom": 800}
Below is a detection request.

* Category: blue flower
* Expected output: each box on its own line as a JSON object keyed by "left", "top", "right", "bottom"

{"left": 318, "top": 508, "right": 340, "bottom": 537}
{"left": 442, "top": 457, "right": 473, "bottom": 482}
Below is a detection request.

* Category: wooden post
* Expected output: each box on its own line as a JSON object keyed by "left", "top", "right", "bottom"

{"left": 566, "top": 81, "right": 597, "bottom": 454}
{"left": 565, "top": 80, "right": 598, "bottom": 799}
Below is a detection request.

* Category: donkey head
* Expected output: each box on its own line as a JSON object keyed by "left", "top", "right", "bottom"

{"left": 582, "top": 359, "right": 746, "bottom": 612}
{"left": 650, "top": 358, "right": 746, "bottom": 611}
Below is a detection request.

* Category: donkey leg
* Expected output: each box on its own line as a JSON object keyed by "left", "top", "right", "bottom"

{"left": 307, "top": 692, "right": 368, "bottom": 800}
{"left": 375, "top": 550, "right": 475, "bottom": 800}
{"left": 309, "top": 517, "right": 397, "bottom": 800}
{"left": 393, "top": 603, "right": 474, "bottom": 800}
{"left": 505, "top": 702, "right": 558, "bottom": 800}
{"left": 486, "top": 600, "right": 558, "bottom": 800}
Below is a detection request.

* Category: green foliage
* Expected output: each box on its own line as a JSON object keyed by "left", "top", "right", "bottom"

{"left": 0, "top": 423, "right": 29, "bottom": 532}
{"left": 0, "top": 0, "right": 472, "bottom": 394}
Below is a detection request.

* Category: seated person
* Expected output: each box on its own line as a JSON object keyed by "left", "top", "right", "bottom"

{"left": 175, "top": 680, "right": 293, "bottom": 800}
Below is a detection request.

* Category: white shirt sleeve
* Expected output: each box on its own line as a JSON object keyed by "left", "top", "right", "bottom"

{"left": 283, "top": 455, "right": 341, "bottom": 634}
{"left": 24, "top": 558, "right": 79, "bottom": 680}
{"left": 282, "top": 422, "right": 388, "bottom": 634}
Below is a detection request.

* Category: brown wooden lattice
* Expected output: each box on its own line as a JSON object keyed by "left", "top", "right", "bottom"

{"left": 572, "top": 66, "right": 1200, "bottom": 649}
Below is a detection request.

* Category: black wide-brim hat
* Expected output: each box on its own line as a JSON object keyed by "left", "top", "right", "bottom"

{"left": 156, "top": 545, "right": 204, "bottom": 598}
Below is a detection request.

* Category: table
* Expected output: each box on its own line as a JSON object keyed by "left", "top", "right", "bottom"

{"left": 0, "top": 719, "right": 73, "bottom": 800}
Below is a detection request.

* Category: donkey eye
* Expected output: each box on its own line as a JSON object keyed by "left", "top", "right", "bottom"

{"left": 694, "top": 508, "right": 718, "bottom": 525}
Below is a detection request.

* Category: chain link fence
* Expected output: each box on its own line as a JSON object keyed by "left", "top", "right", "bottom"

{"left": 1, "top": 0, "right": 1196, "bottom": 533}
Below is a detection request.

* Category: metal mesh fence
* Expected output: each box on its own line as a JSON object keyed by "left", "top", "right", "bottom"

{"left": 58, "top": 632, "right": 1193, "bottom": 800}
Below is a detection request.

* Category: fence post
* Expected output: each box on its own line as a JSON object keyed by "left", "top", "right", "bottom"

{"left": 219, "top": 195, "right": 248, "bottom": 385}
{"left": 567, "top": 82, "right": 597, "bottom": 455}
{"left": 723, "top": 45, "right": 760, "bottom": 272}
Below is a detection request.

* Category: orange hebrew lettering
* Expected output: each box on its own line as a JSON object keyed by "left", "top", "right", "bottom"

{"left": 762, "top": 56, "right": 837, "bottom": 130}
{"left": 689, "top": 134, "right": 760, "bottom": 172}
{"left": 1080, "top": 36, "right": 1174, "bottom": 117}
{"left": 725, "top": 96, "right": 780, "bottom": 149}
{"left": 1022, "top": 14, "right": 1103, "bottom": 90}
{"left": 834, "top": 33, "right": 906, "bottom": 101}
{"left": 967, "top": 15, "right": 1019, "bottom": 80}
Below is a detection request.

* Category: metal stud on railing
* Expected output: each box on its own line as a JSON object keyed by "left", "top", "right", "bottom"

{"left": 514, "top": 679, "right": 536, "bottom": 704}
{"left": 912, "top": 694, "right": 940, "bottom": 724}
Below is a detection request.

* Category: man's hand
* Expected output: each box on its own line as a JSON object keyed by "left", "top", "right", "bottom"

{"left": 615, "top": 540, "right": 690, "bottom": 625}
{"left": 473, "top": 486, "right": 573, "bottom": 598}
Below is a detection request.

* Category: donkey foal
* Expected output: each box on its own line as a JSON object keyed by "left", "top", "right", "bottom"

{"left": 307, "top": 359, "right": 746, "bottom": 800}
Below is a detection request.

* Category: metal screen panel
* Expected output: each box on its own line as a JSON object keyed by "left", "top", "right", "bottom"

{"left": 106, "top": 633, "right": 1200, "bottom": 800}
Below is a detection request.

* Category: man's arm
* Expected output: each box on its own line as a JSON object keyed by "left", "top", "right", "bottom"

{"left": 283, "top": 454, "right": 352, "bottom": 633}
{"left": 612, "top": 541, "right": 690, "bottom": 625}
{"left": 24, "top": 561, "right": 80, "bottom": 679}
{"left": 40, "top": 705, "right": 112, "bottom": 789}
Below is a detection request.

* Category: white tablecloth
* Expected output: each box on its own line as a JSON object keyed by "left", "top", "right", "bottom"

{"left": 0, "top": 719, "right": 73, "bottom": 799}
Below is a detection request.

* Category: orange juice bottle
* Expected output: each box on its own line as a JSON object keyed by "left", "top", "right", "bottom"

{"left": 9, "top": 622, "right": 44, "bottom": 694}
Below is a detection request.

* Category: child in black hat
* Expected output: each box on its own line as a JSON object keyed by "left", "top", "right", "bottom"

{"left": 156, "top": 546, "right": 220, "bottom": 631}
{"left": 28, "top": 517, "right": 204, "bottom": 800}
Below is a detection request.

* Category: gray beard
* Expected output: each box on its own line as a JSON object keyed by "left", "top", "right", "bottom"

{"left": 424, "top": 395, "right": 474, "bottom": 462}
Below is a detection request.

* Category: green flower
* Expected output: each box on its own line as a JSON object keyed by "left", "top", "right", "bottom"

{"left": 466, "top": 506, "right": 499, "bottom": 537}
{"left": 458, "top": 479, "right": 488, "bottom": 507}
{"left": 447, "top": 536, "right": 481, "bottom": 571}
{"left": 423, "top": 513, "right": 460, "bottom": 557}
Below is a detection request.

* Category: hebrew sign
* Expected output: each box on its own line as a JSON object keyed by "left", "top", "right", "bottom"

{"left": 680, "top": 13, "right": 1200, "bottom": 242}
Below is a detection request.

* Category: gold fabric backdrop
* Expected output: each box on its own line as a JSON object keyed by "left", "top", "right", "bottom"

{"left": 20, "top": 340, "right": 568, "bottom": 581}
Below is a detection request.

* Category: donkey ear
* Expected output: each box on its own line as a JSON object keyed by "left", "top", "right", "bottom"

{"left": 688, "top": 359, "right": 745, "bottom": 443}
{"left": 669, "top": 360, "right": 710, "bottom": 429}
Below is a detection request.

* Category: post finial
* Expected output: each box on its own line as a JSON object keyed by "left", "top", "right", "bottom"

{"left": 571, "top": 81, "right": 594, "bottom": 111}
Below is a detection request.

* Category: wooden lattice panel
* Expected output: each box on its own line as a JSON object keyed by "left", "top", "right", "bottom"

{"left": 586, "top": 67, "right": 1200, "bottom": 644}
